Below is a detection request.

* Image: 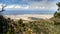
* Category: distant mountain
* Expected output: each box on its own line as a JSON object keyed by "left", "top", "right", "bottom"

{"left": 3, "top": 10, "right": 55, "bottom": 15}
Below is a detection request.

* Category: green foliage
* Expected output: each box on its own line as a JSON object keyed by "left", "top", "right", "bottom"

{"left": 18, "top": 19, "right": 23, "bottom": 24}
{"left": 25, "top": 20, "right": 55, "bottom": 34}
{"left": 0, "top": 15, "right": 9, "bottom": 34}
{"left": 54, "top": 2, "right": 60, "bottom": 18}
{"left": 53, "top": 2, "right": 60, "bottom": 25}
{"left": 56, "top": 2, "right": 60, "bottom": 7}
{"left": 0, "top": 15, "right": 60, "bottom": 34}
{"left": 54, "top": 12, "right": 60, "bottom": 18}
{"left": 54, "top": 11, "right": 57, "bottom": 17}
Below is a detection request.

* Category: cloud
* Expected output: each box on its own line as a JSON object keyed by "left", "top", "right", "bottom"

{"left": 4, "top": 5, "right": 57, "bottom": 10}
{"left": 0, "top": 1, "right": 58, "bottom": 10}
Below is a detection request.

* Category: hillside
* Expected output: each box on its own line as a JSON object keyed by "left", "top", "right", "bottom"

{"left": 0, "top": 14, "right": 60, "bottom": 34}
{"left": 1, "top": 2, "right": 60, "bottom": 34}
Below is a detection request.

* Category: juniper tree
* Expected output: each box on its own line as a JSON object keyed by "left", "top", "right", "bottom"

{"left": 54, "top": 2, "right": 60, "bottom": 18}
{"left": 56, "top": 2, "right": 60, "bottom": 11}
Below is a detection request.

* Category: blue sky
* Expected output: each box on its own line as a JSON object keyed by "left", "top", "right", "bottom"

{"left": 0, "top": 0, "right": 60, "bottom": 4}
{"left": 0, "top": 0, "right": 60, "bottom": 10}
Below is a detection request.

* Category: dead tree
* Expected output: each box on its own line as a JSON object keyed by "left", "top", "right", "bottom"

{"left": 0, "top": 5, "right": 7, "bottom": 13}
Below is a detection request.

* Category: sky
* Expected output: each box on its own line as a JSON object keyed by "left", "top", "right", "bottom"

{"left": 0, "top": 0, "right": 60, "bottom": 10}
